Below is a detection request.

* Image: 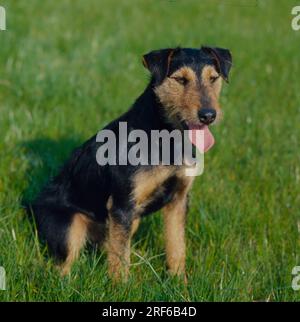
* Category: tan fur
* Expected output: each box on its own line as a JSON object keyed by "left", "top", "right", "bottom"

{"left": 105, "top": 195, "right": 128, "bottom": 280}
{"left": 106, "top": 214, "right": 131, "bottom": 281}
{"left": 106, "top": 196, "right": 113, "bottom": 210}
{"left": 163, "top": 176, "right": 193, "bottom": 279}
{"left": 155, "top": 65, "right": 223, "bottom": 126}
{"left": 61, "top": 213, "right": 89, "bottom": 276}
{"left": 132, "top": 166, "right": 176, "bottom": 212}
{"left": 201, "top": 65, "right": 223, "bottom": 98}
{"left": 155, "top": 67, "right": 200, "bottom": 125}
{"left": 131, "top": 217, "right": 141, "bottom": 237}
{"left": 201, "top": 65, "right": 223, "bottom": 123}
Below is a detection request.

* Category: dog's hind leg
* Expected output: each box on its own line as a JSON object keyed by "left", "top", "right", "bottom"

{"left": 60, "top": 213, "right": 89, "bottom": 276}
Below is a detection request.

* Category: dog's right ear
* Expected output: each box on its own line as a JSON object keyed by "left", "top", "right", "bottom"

{"left": 142, "top": 48, "right": 177, "bottom": 83}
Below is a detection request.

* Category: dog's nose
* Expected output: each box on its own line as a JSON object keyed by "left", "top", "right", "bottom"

{"left": 198, "top": 108, "right": 216, "bottom": 125}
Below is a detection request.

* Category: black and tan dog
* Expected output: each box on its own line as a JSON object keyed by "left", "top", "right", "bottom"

{"left": 31, "top": 46, "right": 232, "bottom": 281}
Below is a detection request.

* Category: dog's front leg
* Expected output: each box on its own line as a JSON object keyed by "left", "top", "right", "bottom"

{"left": 163, "top": 192, "right": 189, "bottom": 279}
{"left": 106, "top": 206, "right": 132, "bottom": 282}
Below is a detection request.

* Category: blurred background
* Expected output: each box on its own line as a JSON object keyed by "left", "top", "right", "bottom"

{"left": 0, "top": 0, "right": 299, "bottom": 301}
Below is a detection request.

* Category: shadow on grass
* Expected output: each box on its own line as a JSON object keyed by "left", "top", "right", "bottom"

{"left": 21, "top": 136, "right": 83, "bottom": 204}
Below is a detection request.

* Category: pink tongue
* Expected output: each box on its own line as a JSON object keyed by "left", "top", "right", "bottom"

{"left": 188, "top": 124, "right": 215, "bottom": 153}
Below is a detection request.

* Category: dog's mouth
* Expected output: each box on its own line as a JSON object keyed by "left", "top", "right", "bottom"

{"left": 186, "top": 122, "right": 215, "bottom": 153}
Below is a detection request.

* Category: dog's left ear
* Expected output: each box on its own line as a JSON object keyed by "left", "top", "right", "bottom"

{"left": 202, "top": 46, "right": 233, "bottom": 82}
{"left": 142, "top": 48, "right": 177, "bottom": 83}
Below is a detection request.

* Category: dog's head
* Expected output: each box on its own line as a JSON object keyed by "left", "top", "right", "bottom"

{"left": 143, "top": 47, "right": 232, "bottom": 132}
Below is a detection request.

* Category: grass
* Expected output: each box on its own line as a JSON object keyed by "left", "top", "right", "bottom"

{"left": 0, "top": 0, "right": 300, "bottom": 301}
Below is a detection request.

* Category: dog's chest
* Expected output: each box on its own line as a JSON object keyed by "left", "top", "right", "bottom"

{"left": 132, "top": 166, "right": 192, "bottom": 215}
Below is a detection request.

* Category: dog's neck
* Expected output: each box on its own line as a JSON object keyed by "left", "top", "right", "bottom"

{"left": 130, "top": 83, "right": 177, "bottom": 132}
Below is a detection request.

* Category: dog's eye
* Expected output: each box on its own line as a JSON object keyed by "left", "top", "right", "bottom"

{"left": 210, "top": 75, "right": 220, "bottom": 84}
{"left": 172, "top": 77, "right": 189, "bottom": 86}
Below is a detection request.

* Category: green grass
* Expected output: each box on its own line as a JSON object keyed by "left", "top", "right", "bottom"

{"left": 0, "top": 0, "right": 300, "bottom": 301}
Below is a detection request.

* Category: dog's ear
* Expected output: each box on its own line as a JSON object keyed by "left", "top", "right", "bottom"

{"left": 202, "top": 46, "right": 233, "bottom": 82}
{"left": 142, "top": 48, "right": 177, "bottom": 83}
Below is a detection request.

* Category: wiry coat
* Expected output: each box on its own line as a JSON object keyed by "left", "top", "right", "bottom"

{"left": 31, "top": 46, "right": 232, "bottom": 280}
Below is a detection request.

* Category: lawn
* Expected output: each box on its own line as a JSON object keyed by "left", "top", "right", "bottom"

{"left": 0, "top": 0, "right": 299, "bottom": 301}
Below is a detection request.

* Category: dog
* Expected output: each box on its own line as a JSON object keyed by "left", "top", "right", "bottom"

{"left": 31, "top": 46, "right": 232, "bottom": 281}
